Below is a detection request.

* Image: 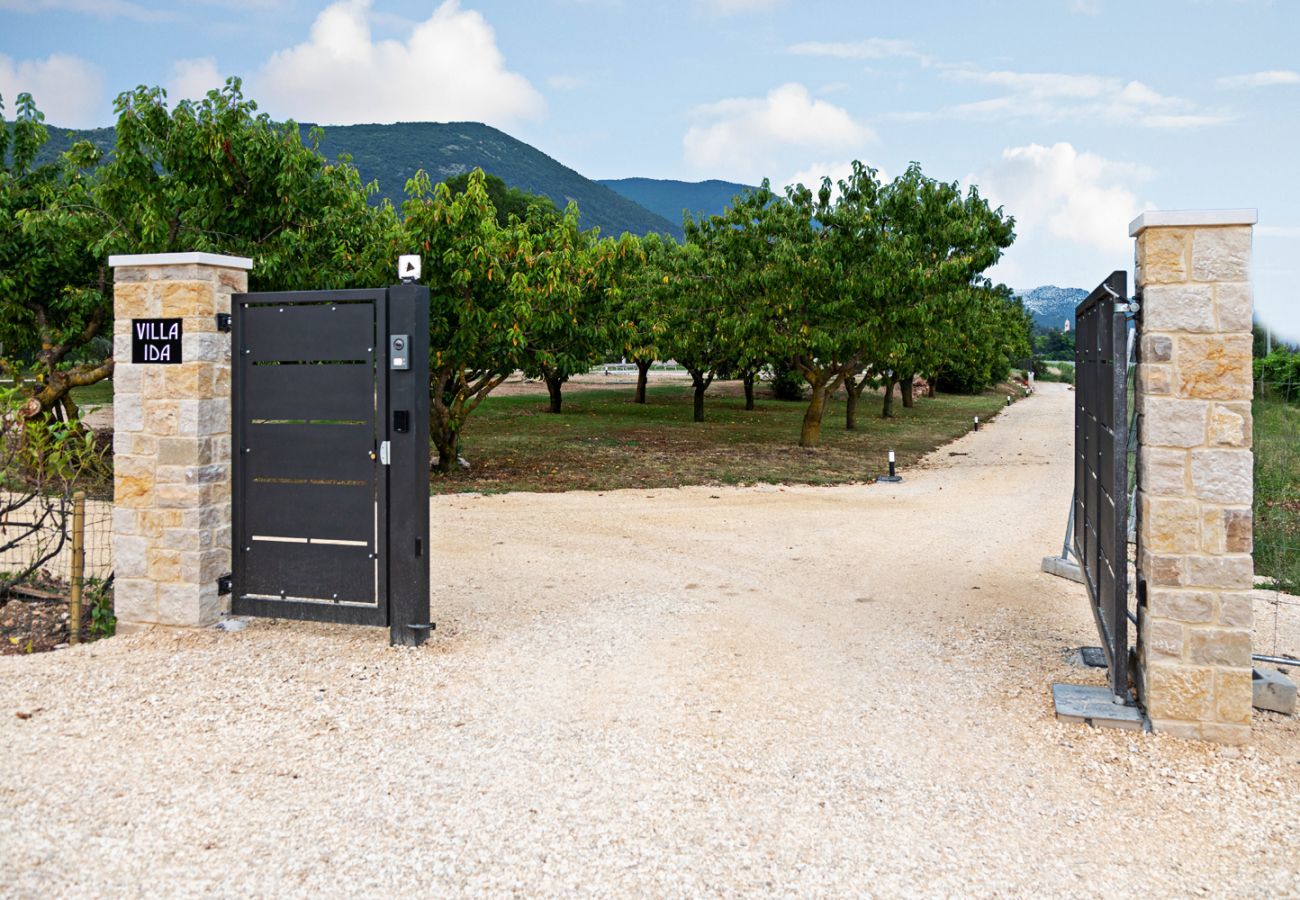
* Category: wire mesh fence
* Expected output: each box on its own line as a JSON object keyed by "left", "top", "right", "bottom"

{"left": 1253, "top": 366, "right": 1300, "bottom": 665}
{"left": 0, "top": 485, "right": 114, "bottom": 654}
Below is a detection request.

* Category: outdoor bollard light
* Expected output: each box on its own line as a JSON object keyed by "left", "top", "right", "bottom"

{"left": 974, "top": 415, "right": 980, "bottom": 431}
{"left": 879, "top": 449, "right": 903, "bottom": 483}
{"left": 1007, "top": 395, "right": 1012, "bottom": 406}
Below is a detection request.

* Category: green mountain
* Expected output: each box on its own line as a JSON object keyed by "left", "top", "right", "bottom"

{"left": 30, "top": 120, "right": 682, "bottom": 239}
{"left": 307, "top": 122, "right": 680, "bottom": 238}
{"left": 598, "top": 177, "right": 755, "bottom": 231}
{"left": 31, "top": 124, "right": 115, "bottom": 163}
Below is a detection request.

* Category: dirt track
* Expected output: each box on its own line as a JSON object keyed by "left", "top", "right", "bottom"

{"left": 2, "top": 383, "right": 1298, "bottom": 896}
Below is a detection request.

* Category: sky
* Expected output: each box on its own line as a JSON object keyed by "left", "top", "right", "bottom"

{"left": 2, "top": 0, "right": 1298, "bottom": 340}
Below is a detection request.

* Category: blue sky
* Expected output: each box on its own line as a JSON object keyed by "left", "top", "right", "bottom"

{"left": 2, "top": 0, "right": 1298, "bottom": 339}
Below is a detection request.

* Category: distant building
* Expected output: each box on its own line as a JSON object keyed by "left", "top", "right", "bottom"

{"left": 1063, "top": 318, "right": 1071, "bottom": 332}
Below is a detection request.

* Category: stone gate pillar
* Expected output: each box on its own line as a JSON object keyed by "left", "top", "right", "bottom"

{"left": 1130, "top": 210, "right": 1257, "bottom": 743}
{"left": 107, "top": 253, "right": 252, "bottom": 632}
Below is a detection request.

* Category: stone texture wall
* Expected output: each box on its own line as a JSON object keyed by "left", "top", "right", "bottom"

{"left": 1133, "top": 215, "right": 1256, "bottom": 743}
{"left": 110, "top": 256, "right": 248, "bottom": 630}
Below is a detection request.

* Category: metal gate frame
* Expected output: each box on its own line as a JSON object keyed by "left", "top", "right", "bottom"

{"left": 1073, "top": 270, "right": 1132, "bottom": 700}
{"left": 230, "top": 284, "right": 431, "bottom": 646}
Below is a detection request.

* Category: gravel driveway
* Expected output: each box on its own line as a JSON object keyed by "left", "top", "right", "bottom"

{"left": 3, "top": 383, "right": 1298, "bottom": 896}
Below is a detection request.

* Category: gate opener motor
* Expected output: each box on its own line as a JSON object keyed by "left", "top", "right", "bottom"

{"left": 390, "top": 334, "right": 410, "bottom": 370}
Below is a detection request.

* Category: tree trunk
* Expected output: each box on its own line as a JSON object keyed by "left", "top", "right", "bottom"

{"left": 26, "top": 357, "right": 114, "bottom": 429}
{"left": 844, "top": 375, "right": 859, "bottom": 431}
{"left": 433, "top": 429, "right": 458, "bottom": 473}
{"left": 882, "top": 377, "right": 896, "bottom": 418}
{"left": 635, "top": 358, "right": 651, "bottom": 404}
{"left": 799, "top": 381, "right": 829, "bottom": 447}
{"left": 430, "top": 384, "right": 458, "bottom": 474}
{"left": 926, "top": 377, "right": 937, "bottom": 399}
{"left": 743, "top": 372, "right": 755, "bottom": 411}
{"left": 691, "top": 370, "right": 707, "bottom": 422}
{"left": 844, "top": 373, "right": 873, "bottom": 430}
{"left": 901, "top": 374, "right": 915, "bottom": 409}
{"left": 544, "top": 371, "right": 565, "bottom": 414}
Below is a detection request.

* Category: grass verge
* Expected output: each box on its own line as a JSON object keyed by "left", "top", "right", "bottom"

{"left": 67, "top": 379, "right": 114, "bottom": 411}
{"left": 71, "top": 376, "right": 1024, "bottom": 494}
{"left": 1254, "top": 394, "right": 1300, "bottom": 593}
{"left": 433, "top": 382, "right": 1021, "bottom": 494}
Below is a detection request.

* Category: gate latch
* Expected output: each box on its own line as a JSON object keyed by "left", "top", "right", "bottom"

{"left": 379, "top": 441, "right": 391, "bottom": 465}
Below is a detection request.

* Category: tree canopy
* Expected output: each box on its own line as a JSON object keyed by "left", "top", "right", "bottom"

{"left": 1, "top": 79, "right": 1029, "bottom": 471}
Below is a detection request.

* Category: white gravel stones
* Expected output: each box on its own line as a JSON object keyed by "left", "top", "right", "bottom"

{"left": 2, "top": 384, "right": 1298, "bottom": 895}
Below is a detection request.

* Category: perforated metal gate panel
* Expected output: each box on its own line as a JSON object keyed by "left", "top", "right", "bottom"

{"left": 1073, "top": 271, "right": 1130, "bottom": 698}
{"left": 232, "top": 290, "right": 388, "bottom": 626}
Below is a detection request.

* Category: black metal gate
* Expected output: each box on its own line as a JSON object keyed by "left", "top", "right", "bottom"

{"left": 1074, "top": 271, "right": 1132, "bottom": 700}
{"left": 230, "top": 285, "right": 431, "bottom": 645}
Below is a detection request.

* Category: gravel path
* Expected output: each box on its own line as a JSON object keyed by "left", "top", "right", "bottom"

{"left": 3, "top": 383, "right": 1298, "bottom": 896}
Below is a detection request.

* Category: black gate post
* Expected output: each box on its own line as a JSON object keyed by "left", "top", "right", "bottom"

{"left": 385, "top": 283, "right": 431, "bottom": 646}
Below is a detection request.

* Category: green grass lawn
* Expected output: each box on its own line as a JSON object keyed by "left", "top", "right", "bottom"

{"left": 1254, "top": 395, "right": 1300, "bottom": 593}
{"left": 70, "top": 380, "right": 114, "bottom": 408}
{"left": 433, "top": 382, "right": 1020, "bottom": 494}
{"left": 67, "top": 375, "right": 1022, "bottom": 494}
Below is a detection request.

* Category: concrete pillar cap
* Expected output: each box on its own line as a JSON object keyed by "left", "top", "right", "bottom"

{"left": 1129, "top": 209, "right": 1258, "bottom": 237}
{"left": 108, "top": 252, "right": 254, "bottom": 270}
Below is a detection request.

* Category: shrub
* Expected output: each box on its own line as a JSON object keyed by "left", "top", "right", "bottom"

{"left": 1254, "top": 348, "right": 1300, "bottom": 403}
{"left": 0, "top": 369, "right": 110, "bottom": 601}
{"left": 767, "top": 362, "right": 806, "bottom": 401}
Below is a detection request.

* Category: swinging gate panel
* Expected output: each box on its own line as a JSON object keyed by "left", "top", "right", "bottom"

{"left": 1073, "top": 270, "right": 1131, "bottom": 699}
{"left": 231, "top": 290, "right": 389, "bottom": 625}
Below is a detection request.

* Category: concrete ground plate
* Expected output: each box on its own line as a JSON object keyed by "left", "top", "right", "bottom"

{"left": 1253, "top": 667, "right": 1297, "bottom": 715}
{"left": 1052, "top": 683, "right": 1147, "bottom": 731}
{"left": 1041, "top": 555, "right": 1085, "bottom": 584}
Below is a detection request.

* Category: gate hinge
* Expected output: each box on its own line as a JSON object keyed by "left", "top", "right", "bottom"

{"left": 1101, "top": 283, "right": 1140, "bottom": 315}
{"left": 216, "top": 313, "right": 232, "bottom": 332}
{"left": 217, "top": 573, "right": 233, "bottom": 595}
{"left": 379, "top": 440, "right": 391, "bottom": 465}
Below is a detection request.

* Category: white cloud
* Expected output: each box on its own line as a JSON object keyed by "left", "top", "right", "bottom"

{"left": 167, "top": 57, "right": 224, "bottom": 102}
{"left": 1217, "top": 70, "right": 1300, "bottom": 88}
{"left": 1068, "top": 0, "right": 1101, "bottom": 14}
{"left": 683, "top": 83, "right": 874, "bottom": 182}
{"left": 787, "top": 39, "right": 921, "bottom": 61}
{"left": 783, "top": 160, "right": 854, "bottom": 194}
{"left": 547, "top": 74, "right": 587, "bottom": 91}
{"left": 0, "top": 0, "right": 173, "bottom": 21}
{"left": 252, "top": 0, "right": 543, "bottom": 126}
{"left": 0, "top": 52, "right": 105, "bottom": 127}
{"left": 916, "top": 68, "right": 1231, "bottom": 129}
{"left": 971, "top": 142, "right": 1152, "bottom": 257}
{"left": 700, "top": 0, "right": 784, "bottom": 14}
{"left": 782, "top": 159, "right": 889, "bottom": 197}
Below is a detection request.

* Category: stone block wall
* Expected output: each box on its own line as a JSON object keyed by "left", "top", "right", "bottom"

{"left": 1131, "top": 210, "right": 1257, "bottom": 743}
{"left": 108, "top": 253, "right": 251, "bottom": 631}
